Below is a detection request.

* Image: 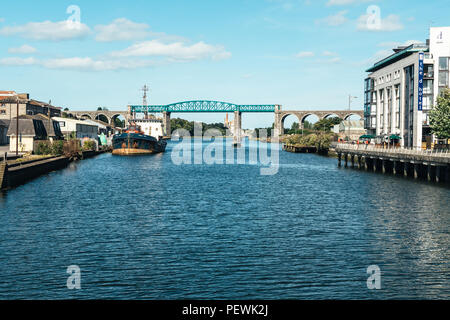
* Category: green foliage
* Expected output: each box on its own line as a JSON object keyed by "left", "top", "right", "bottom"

{"left": 113, "top": 117, "right": 125, "bottom": 128}
{"left": 51, "top": 140, "right": 64, "bottom": 155}
{"left": 303, "top": 120, "right": 313, "bottom": 130}
{"left": 430, "top": 88, "right": 450, "bottom": 139}
{"left": 82, "top": 140, "right": 96, "bottom": 151}
{"left": 170, "top": 117, "right": 227, "bottom": 136}
{"left": 35, "top": 140, "right": 65, "bottom": 155}
{"left": 313, "top": 117, "right": 342, "bottom": 131}
{"left": 254, "top": 127, "right": 272, "bottom": 137}
{"left": 35, "top": 142, "right": 51, "bottom": 155}
{"left": 283, "top": 132, "right": 335, "bottom": 150}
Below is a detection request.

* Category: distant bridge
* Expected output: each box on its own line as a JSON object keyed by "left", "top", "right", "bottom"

{"left": 68, "top": 110, "right": 129, "bottom": 126}
{"left": 274, "top": 110, "right": 364, "bottom": 136}
{"left": 68, "top": 100, "right": 363, "bottom": 139}
{"left": 129, "top": 100, "right": 278, "bottom": 113}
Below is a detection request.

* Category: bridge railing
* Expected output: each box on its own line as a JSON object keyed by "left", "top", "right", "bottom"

{"left": 335, "top": 143, "right": 450, "bottom": 158}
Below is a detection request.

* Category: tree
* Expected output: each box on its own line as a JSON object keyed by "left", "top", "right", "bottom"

{"left": 114, "top": 117, "right": 125, "bottom": 128}
{"left": 429, "top": 88, "right": 450, "bottom": 139}
{"left": 303, "top": 121, "right": 313, "bottom": 129}
{"left": 313, "top": 117, "right": 342, "bottom": 132}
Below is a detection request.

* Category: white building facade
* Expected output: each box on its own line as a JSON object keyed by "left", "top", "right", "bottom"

{"left": 52, "top": 117, "right": 98, "bottom": 140}
{"left": 364, "top": 27, "right": 450, "bottom": 149}
{"left": 134, "top": 119, "right": 164, "bottom": 139}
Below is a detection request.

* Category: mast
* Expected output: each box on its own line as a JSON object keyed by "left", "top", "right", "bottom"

{"left": 142, "top": 85, "right": 149, "bottom": 119}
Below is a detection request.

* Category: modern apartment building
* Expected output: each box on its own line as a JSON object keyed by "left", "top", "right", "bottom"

{"left": 364, "top": 27, "right": 450, "bottom": 149}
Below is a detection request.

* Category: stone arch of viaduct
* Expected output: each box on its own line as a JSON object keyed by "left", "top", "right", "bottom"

{"left": 68, "top": 111, "right": 130, "bottom": 126}
{"left": 274, "top": 110, "right": 364, "bottom": 136}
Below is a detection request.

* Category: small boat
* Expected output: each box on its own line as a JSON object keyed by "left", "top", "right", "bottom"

{"left": 112, "top": 120, "right": 167, "bottom": 155}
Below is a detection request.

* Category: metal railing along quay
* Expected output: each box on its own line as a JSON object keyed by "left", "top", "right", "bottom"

{"left": 333, "top": 143, "right": 450, "bottom": 183}
{"left": 334, "top": 143, "right": 450, "bottom": 159}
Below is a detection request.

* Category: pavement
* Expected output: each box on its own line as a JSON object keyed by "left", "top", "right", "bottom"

{"left": 0, "top": 145, "right": 24, "bottom": 157}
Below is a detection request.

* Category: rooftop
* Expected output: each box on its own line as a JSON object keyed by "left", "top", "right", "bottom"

{"left": 366, "top": 43, "right": 428, "bottom": 73}
{"left": 0, "top": 91, "right": 62, "bottom": 110}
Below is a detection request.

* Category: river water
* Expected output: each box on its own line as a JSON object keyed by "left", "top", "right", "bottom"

{"left": 0, "top": 139, "right": 448, "bottom": 299}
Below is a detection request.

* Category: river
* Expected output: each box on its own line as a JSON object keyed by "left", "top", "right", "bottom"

{"left": 0, "top": 139, "right": 448, "bottom": 299}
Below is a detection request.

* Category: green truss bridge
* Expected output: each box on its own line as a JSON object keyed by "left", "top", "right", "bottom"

{"left": 129, "top": 100, "right": 278, "bottom": 113}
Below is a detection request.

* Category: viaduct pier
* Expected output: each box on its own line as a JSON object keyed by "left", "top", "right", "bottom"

{"left": 336, "top": 144, "right": 450, "bottom": 183}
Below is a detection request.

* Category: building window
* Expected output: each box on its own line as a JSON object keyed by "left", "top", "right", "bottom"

{"left": 423, "top": 112, "right": 430, "bottom": 126}
{"left": 424, "top": 64, "right": 434, "bottom": 78}
{"left": 423, "top": 79, "right": 433, "bottom": 94}
{"left": 423, "top": 96, "right": 433, "bottom": 110}
{"left": 59, "top": 121, "right": 66, "bottom": 127}
{"left": 439, "top": 57, "right": 449, "bottom": 71}
{"left": 439, "top": 71, "right": 449, "bottom": 87}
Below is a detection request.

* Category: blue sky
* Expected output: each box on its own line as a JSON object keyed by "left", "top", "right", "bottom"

{"left": 0, "top": 0, "right": 449, "bottom": 128}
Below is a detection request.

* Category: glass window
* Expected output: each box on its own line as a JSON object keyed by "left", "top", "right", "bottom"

{"left": 424, "top": 64, "right": 434, "bottom": 77}
{"left": 439, "top": 57, "right": 449, "bottom": 71}
{"left": 423, "top": 79, "right": 433, "bottom": 94}
{"left": 439, "top": 71, "right": 449, "bottom": 86}
{"left": 423, "top": 96, "right": 433, "bottom": 110}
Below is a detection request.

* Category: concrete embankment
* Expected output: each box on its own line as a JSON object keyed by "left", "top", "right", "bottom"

{"left": 0, "top": 149, "right": 109, "bottom": 190}
{"left": 283, "top": 144, "right": 329, "bottom": 156}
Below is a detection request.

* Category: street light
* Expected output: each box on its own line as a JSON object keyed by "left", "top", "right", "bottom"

{"left": 16, "top": 95, "right": 19, "bottom": 156}
{"left": 348, "top": 95, "right": 358, "bottom": 143}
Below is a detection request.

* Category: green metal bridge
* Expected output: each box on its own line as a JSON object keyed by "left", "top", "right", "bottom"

{"left": 129, "top": 100, "right": 277, "bottom": 113}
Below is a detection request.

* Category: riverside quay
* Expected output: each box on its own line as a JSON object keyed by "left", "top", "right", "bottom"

{"left": 336, "top": 144, "right": 450, "bottom": 183}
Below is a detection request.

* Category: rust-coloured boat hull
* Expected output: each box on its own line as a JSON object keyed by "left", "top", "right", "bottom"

{"left": 112, "top": 148, "right": 155, "bottom": 155}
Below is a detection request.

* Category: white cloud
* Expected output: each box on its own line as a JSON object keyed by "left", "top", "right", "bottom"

{"left": 95, "top": 18, "right": 155, "bottom": 42}
{"left": 0, "top": 20, "right": 90, "bottom": 41}
{"left": 0, "top": 57, "right": 37, "bottom": 66}
{"left": 316, "top": 10, "right": 348, "bottom": 26}
{"left": 8, "top": 44, "right": 36, "bottom": 54}
{"left": 357, "top": 14, "right": 403, "bottom": 32}
{"left": 0, "top": 55, "right": 160, "bottom": 71}
{"left": 327, "top": 0, "right": 373, "bottom": 6}
{"left": 295, "top": 51, "right": 314, "bottom": 58}
{"left": 241, "top": 73, "right": 253, "bottom": 79}
{"left": 322, "top": 51, "right": 337, "bottom": 56}
{"left": 111, "top": 40, "right": 231, "bottom": 61}
{"left": 42, "top": 57, "right": 158, "bottom": 71}
{"left": 326, "top": 57, "right": 341, "bottom": 63}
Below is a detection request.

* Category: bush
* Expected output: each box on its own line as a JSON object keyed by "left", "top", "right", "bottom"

{"left": 283, "top": 132, "right": 335, "bottom": 150}
{"left": 51, "top": 140, "right": 64, "bottom": 155}
{"left": 82, "top": 140, "right": 96, "bottom": 151}
{"left": 35, "top": 142, "right": 51, "bottom": 155}
{"left": 35, "top": 140, "right": 65, "bottom": 155}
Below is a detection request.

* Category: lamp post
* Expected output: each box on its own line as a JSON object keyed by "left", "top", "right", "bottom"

{"left": 348, "top": 95, "right": 358, "bottom": 143}
{"left": 16, "top": 95, "right": 19, "bottom": 156}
